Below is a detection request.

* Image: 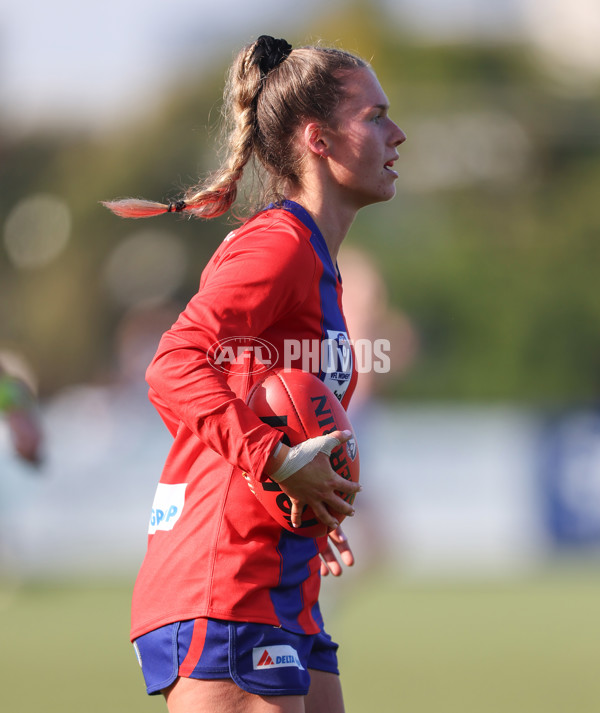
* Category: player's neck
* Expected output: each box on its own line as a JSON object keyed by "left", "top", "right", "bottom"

{"left": 286, "top": 189, "right": 357, "bottom": 263}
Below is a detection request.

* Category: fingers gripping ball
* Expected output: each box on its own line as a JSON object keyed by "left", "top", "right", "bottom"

{"left": 245, "top": 369, "right": 360, "bottom": 537}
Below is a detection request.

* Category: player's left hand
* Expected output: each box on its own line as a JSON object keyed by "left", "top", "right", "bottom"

{"left": 320, "top": 526, "right": 354, "bottom": 577}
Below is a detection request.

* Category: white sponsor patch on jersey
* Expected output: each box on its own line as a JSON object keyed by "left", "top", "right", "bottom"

{"left": 252, "top": 645, "right": 305, "bottom": 671}
{"left": 148, "top": 483, "right": 187, "bottom": 534}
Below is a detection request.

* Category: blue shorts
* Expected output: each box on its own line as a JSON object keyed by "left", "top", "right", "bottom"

{"left": 133, "top": 618, "right": 339, "bottom": 697}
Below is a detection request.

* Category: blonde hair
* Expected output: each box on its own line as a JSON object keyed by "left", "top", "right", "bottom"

{"left": 102, "top": 37, "right": 366, "bottom": 220}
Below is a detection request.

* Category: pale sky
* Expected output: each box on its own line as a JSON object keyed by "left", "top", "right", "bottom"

{"left": 1, "top": 0, "right": 598, "bottom": 133}
{"left": 0, "top": 0, "right": 326, "bottom": 131}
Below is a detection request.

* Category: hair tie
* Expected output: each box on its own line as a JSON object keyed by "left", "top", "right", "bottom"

{"left": 167, "top": 200, "right": 187, "bottom": 213}
{"left": 255, "top": 35, "right": 292, "bottom": 77}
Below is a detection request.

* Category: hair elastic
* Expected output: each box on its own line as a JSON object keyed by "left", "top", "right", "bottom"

{"left": 255, "top": 35, "right": 292, "bottom": 77}
{"left": 167, "top": 200, "right": 187, "bottom": 213}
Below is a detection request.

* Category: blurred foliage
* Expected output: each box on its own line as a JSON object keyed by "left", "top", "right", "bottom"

{"left": 1, "top": 3, "right": 600, "bottom": 404}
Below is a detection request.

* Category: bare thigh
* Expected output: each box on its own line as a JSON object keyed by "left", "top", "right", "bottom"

{"left": 305, "top": 669, "right": 345, "bottom": 713}
{"left": 163, "top": 677, "right": 305, "bottom": 713}
{"left": 163, "top": 670, "right": 344, "bottom": 713}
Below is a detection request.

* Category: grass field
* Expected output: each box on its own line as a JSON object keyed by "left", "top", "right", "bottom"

{"left": 2, "top": 564, "right": 600, "bottom": 712}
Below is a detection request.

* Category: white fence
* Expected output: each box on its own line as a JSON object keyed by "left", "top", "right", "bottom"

{"left": 2, "top": 384, "right": 600, "bottom": 578}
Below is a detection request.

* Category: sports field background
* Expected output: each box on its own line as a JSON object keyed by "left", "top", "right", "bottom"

{"left": 2, "top": 563, "right": 600, "bottom": 713}
{"left": 2, "top": 2, "right": 600, "bottom": 712}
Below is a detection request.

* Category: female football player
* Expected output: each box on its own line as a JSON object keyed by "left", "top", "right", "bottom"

{"left": 104, "top": 35, "right": 405, "bottom": 713}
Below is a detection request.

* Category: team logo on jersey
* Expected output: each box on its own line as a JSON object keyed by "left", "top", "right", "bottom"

{"left": 252, "top": 645, "right": 305, "bottom": 671}
{"left": 322, "top": 329, "right": 353, "bottom": 402}
{"left": 148, "top": 483, "right": 187, "bottom": 534}
{"left": 208, "top": 336, "right": 278, "bottom": 375}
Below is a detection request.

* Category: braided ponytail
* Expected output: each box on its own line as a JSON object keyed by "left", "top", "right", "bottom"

{"left": 180, "top": 43, "right": 264, "bottom": 219}
{"left": 102, "top": 36, "right": 365, "bottom": 221}
{"left": 102, "top": 37, "right": 286, "bottom": 221}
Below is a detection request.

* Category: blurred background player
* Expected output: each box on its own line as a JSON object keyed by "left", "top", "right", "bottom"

{"left": 0, "top": 355, "right": 43, "bottom": 467}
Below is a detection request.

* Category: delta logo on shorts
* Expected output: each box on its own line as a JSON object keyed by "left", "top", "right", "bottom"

{"left": 252, "top": 645, "right": 305, "bottom": 671}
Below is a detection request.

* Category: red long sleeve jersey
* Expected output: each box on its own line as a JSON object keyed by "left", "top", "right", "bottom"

{"left": 131, "top": 201, "right": 357, "bottom": 640}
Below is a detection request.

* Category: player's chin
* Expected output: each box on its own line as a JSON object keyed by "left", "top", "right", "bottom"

{"left": 383, "top": 184, "right": 397, "bottom": 202}
{"left": 371, "top": 184, "right": 397, "bottom": 205}
{"left": 357, "top": 188, "right": 396, "bottom": 210}
{"left": 375, "top": 175, "right": 398, "bottom": 203}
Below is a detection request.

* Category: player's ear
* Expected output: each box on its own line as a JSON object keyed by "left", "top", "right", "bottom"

{"left": 303, "top": 122, "right": 331, "bottom": 159}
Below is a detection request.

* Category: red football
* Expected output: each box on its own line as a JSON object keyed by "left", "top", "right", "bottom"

{"left": 245, "top": 368, "right": 360, "bottom": 537}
